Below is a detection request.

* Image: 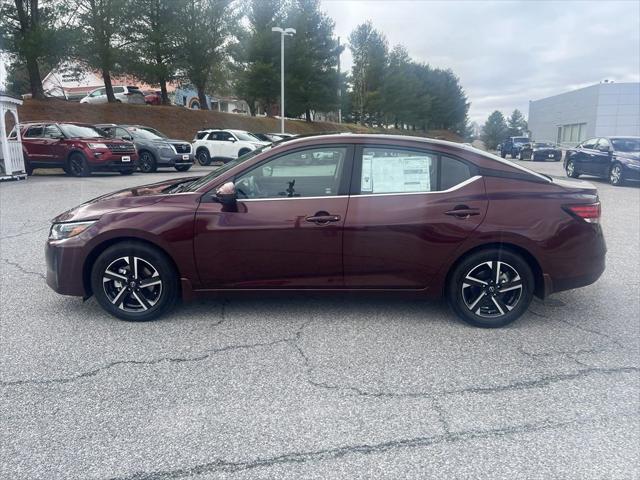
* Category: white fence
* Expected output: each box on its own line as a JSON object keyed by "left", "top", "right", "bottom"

{"left": 2, "top": 140, "right": 26, "bottom": 176}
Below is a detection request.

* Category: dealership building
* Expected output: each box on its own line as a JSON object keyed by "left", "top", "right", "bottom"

{"left": 528, "top": 82, "right": 639, "bottom": 147}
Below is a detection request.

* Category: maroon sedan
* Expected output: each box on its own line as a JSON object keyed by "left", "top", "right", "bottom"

{"left": 45, "top": 134, "right": 606, "bottom": 327}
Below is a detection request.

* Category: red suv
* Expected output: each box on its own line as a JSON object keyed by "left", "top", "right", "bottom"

{"left": 45, "top": 134, "right": 606, "bottom": 327}
{"left": 18, "top": 122, "right": 139, "bottom": 176}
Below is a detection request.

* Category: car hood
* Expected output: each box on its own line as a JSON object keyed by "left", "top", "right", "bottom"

{"left": 615, "top": 151, "right": 640, "bottom": 161}
{"left": 52, "top": 176, "right": 200, "bottom": 223}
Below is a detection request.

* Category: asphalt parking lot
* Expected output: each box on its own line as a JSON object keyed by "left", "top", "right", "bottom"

{"left": 1, "top": 159, "right": 638, "bottom": 479}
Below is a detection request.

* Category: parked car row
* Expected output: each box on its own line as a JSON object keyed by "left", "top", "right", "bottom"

{"left": 12, "top": 121, "right": 297, "bottom": 177}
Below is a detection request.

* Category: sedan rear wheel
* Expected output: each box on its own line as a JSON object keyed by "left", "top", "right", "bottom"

{"left": 91, "top": 241, "right": 178, "bottom": 321}
{"left": 609, "top": 163, "right": 624, "bottom": 186}
{"left": 447, "top": 249, "right": 534, "bottom": 328}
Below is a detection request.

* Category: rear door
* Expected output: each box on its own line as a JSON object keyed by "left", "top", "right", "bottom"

{"left": 343, "top": 145, "right": 488, "bottom": 288}
{"left": 22, "top": 125, "right": 44, "bottom": 162}
{"left": 193, "top": 144, "right": 354, "bottom": 288}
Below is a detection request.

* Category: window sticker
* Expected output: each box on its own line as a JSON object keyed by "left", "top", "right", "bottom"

{"left": 363, "top": 155, "right": 431, "bottom": 193}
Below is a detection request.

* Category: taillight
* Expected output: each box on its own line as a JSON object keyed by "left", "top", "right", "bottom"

{"left": 564, "top": 203, "right": 601, "bottom": 223}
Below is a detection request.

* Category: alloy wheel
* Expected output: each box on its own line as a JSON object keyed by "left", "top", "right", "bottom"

{"left": 461, "top": 261, "right": 523, "bottom": 318}
{"left": 610, "top": 164, "right": 622, "bottom": 185}
{"left": 70, "top": 156, "right": 84, "bottom": 176}
{"left": 102, "top": 256, "right": 162, "bottom": 313}
{"left": 139, "top": 152, "right": 155, "bottom": 173}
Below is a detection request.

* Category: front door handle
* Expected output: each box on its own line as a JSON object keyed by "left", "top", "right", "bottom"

{"left": 306, "top": 211, "right": 341, "bottom": 224}
{"left": 445, "top": 205, "right": 481, "bottom": 219}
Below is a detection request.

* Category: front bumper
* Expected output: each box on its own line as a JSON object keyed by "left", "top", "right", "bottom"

{"left": 89, "top": 152, "right": 139, "bottom": 171}
{"left": 532, "top": 150, "right": 562, "bottom": 161}
{"left": 45, "top": 237, "right": 89, "bottom": 297}
{"left": 158, "top": 152, "right": 195, "bottom": 167}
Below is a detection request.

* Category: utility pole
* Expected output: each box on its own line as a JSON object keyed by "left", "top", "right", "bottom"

{"left": 337, "top": 36, "right": 342, "bottom": 124}
{"left": 272, "top": 27, "right": 296, "bottom": 134}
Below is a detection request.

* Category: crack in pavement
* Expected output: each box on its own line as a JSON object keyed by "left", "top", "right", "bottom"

{"left": 288, "top": 321, "right": 638, "bottom": 400}
{"left": 0, "top": 337, "right": 292, "bottom": 388}
{"left": 0, "top": 257, "right": 46, "bottom": 280}
{"left": 0, "top": 225, "right": 49, "bottom": 240}
{"left": 107, "top": 414, "right": 636, "bottom": 480}
{"left": 528, "top": 307, "right": 624, "bottom": 349}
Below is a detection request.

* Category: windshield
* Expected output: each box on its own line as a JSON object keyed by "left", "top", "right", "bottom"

{"left": 231, "top": 131, "right": 261, "bottom": 142}
{"left": 130, "top": 128, "right": 164, "bottom": 140}
{"left": 139, "top": 126, "right": 168, "bottom": 138}
{"left": 513, "top": 137, "right": 529, "bottom": 144}
{"left": 184, "top": 144, "right": 273, "bottom": 192}
{"left": 60, "top": 124, "right": 104, "bottom": 138}
{"left": 612, "top": 138, "right": 640, "bottom": 152}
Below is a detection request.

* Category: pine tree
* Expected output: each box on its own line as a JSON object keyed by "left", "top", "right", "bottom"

{"left": 507, "top": 109, "right": 528, "bottom": 136}
{"left": 481, "top": 111, "right": 508, "bottom": 150}
{"left": 284, "top": 0, "right": 341, "bottom": 122}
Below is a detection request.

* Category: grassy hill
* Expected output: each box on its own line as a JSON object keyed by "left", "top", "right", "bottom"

{"left": 17, "top": 99, "right": 462, "bottom": 143}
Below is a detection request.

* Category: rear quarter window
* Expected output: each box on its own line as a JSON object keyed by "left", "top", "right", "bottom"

{"left": 440, "top": 156, "right": 472, "bottom": 190}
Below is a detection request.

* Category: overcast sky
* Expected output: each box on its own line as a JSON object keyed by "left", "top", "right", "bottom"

{"left": 321, "top": 0, "right": 640, "bottom": 124}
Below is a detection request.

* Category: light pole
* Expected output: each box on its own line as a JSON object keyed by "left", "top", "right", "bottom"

{"left": 272, "top": 26, "right": 296, "bottom": 134}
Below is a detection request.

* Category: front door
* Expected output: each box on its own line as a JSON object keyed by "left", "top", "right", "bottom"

{"left": 343, "top": 146, "right": 488, "bottom": 288}
{"left": 193, "top": 145, "right": 353, "bottom": 288}
{"left": 593, "top": 138, "right": 613, "bottom": 176}
{"left": 41, "top": 124, "right": 66, "bottom": 162}
{"left": 577, "top": 138, "right": 599, "bottom": 174}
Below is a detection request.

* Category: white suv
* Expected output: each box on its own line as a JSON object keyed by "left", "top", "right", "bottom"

{"left": 192, "top": 129, "right": 269, "bottom": 165}
{"left": 80, "top": 85, "right": 145, "bottom": 104}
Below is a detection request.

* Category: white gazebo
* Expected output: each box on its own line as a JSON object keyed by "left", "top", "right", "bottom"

{"left": 0, "top": 92, "right": 27, "bottom": 181}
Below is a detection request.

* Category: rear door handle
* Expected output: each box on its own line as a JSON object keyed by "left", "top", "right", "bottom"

{"left": 445, "top": 205, "right": 481, "bottom": 218}
{"left": 306, "top": 212, "right": 341, "bottom": 224}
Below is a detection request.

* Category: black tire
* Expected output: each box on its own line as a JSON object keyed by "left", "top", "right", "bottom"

{"left": 67, "top": 152, "right": 91, "bottom": 177}
{"left": 196, "top": 148, "right": 211, "bottom": 166}
{"left": 609, "top": 162, "right": 624, "bottom": 186}
{"left": 446, "top": 248, "right": 534, "bottom": 328}
{"left": 175, "top": 165, "right": 192, "bottom": 172}
{"left": 500, "top": 151, "right": 507, "bottom": 159}
{"left": 24, "top": 156, "right": 34, "bottom": 176}
{"left": 119, "top": 169, "right": 135, "bottom": 175}
{"left": 138, "top": 150, "right": 157, "bottom": 173}
{"left": 238, "top": 148, "right": 251, "bottom": 157}
{"left": 566, "top": 159, "right": 580, "bottom": 178}
{"left": 91, "top": 241, "right": 178, "bottom": 322}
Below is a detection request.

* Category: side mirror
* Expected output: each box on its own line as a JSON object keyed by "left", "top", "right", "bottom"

{"left": 123, "top": 136, "right": 133, "bottom": 141}
{"left": 228, "top": 137, "right": 236, "bottom": 142}
{"left": 214, "top": 181, "right": 237, "bottom": 205}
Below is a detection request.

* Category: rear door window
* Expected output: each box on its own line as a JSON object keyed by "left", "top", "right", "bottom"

{"left": 24, "top": 126, "right": 43, "bottom": 138}
{"left": 359, "top": 147, "right": 436, "bottom": 194}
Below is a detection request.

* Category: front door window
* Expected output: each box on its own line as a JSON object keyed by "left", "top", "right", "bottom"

{"left": 235, "top": 147, "right": 347, "bottom": 199}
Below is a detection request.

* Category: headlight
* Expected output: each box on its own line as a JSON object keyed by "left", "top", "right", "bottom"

{"left": 49, "top": 221, "right": 97, "bottom": 240}
{"left": 87, "top": 143, "right": 108, "bottom": 149}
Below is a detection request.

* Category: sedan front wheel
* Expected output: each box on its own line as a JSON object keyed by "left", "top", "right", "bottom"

{"left": 91, "top": 241, "right": 178, "bottom": 321}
